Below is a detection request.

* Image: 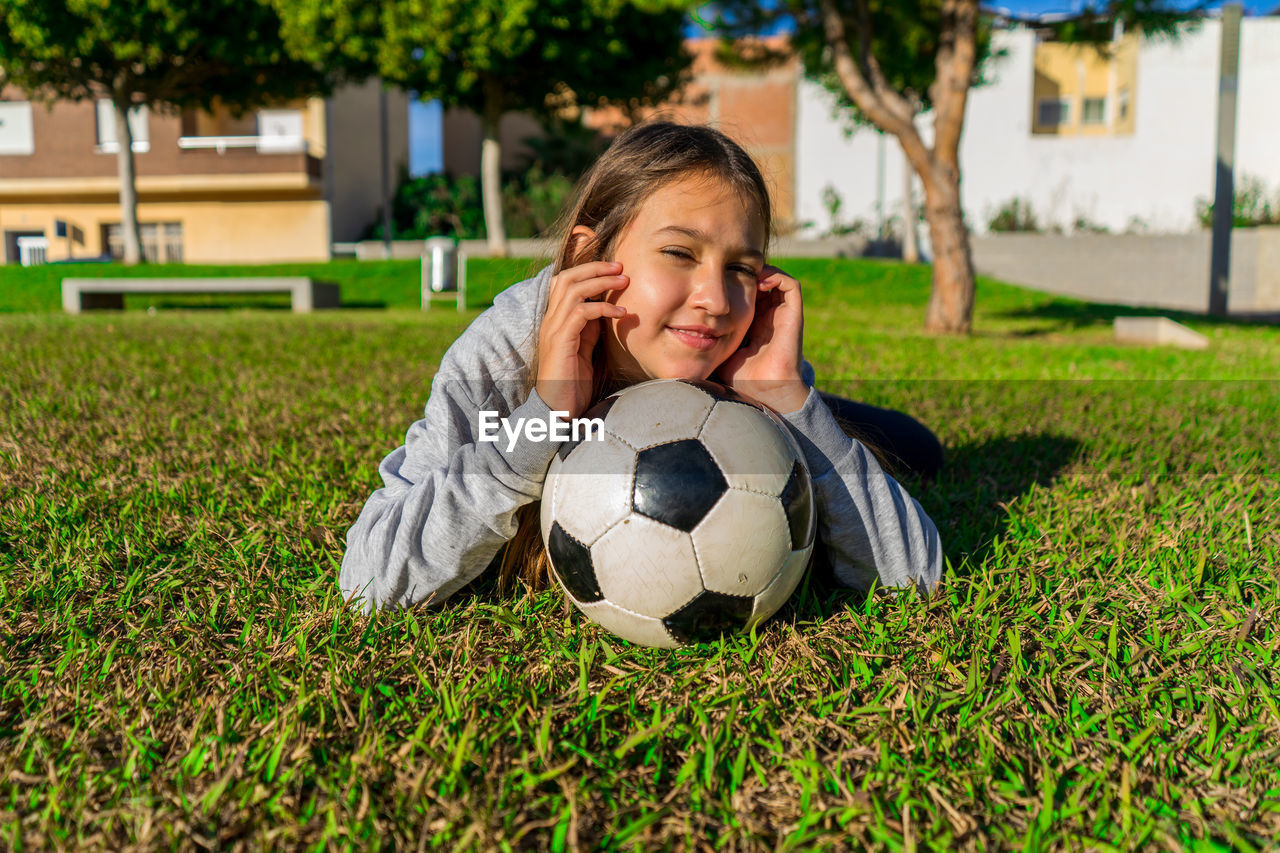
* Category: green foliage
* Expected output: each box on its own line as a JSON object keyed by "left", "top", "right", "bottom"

{"left": 1195, "top": 175, "right": 1280, "bottom": 229}
{"left": 368, "top": 166, "right": 576, "bottom": 241}
{"left": 0, "top": 0, "right": 348, "bottom": 108}
{"left": 712, "top": 0, "right": 998, "bottom": 127}
{"left": 372, "top": 172, "right": 485, "bottom": 241}
{"left": 501, "top": 165, "right": 577, "bottom": 240}
{"left": 1040, "top": 0, "right": 1203, "bottom": 44}
{"left": 368, "top": 116, "right": 602, "bottom": 242}
{"left": 272, "top": 0, "right": 695, "bottom": 117}
{"left": 988, "top": 197, "right": 1041, "bottom": 233}
{"left": 517, "top": 117, "right": 608, "bottom": 180}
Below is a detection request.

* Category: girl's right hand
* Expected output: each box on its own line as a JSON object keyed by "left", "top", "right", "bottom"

{"left": 535, "top": 261, "right": 628, "bottom": 418}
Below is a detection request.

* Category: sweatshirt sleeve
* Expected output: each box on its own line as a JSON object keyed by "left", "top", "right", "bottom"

{"left": 781, "top": 386, "right": 943, "bottom": 597}
{"left": 338, "top": 373, "right": 561, "bottom": 613}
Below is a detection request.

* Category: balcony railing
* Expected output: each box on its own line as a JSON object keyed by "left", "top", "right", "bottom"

{"left": 177, "top": 135, "right": 309, "bottom": 154}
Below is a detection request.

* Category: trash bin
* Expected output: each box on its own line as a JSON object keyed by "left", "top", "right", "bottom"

{"left": 422, "top": 236, "right": 458, "bottom": 295}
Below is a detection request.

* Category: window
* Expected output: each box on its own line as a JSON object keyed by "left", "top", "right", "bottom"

{"left": 1037, "top": 98, "right": 1070, "bottom": 128}
{"left": 257, "top": 109, "right": 305, "bottom": 152}
{"left": 1082, "top": 97, "right": 1107, "bottom": 125}
{"left": 0, "top": 101, "right": 35, "bottom": 155}
{"left": 1118, "top": 88, "right": 1130, "bottom": 121}
{"left": 95, "top": 100, "right": 150, "bottom": 153}
{"left": 103, "top": 222, "right": 183, "bottom": 263}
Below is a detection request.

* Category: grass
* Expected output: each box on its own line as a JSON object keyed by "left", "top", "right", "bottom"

{"left": 1, "top": 258, "right": 1278, "bottom": 849}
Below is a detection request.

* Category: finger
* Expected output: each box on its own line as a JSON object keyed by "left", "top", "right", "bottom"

{"left": 558, "top": 301, "right": 627, "bottom": 337}
{"left": 758, "top": 271, "right": 798, "bottom": 292}
{"left": 570, "top": 273, "right": 629, "bottom": 304}
{"left": 550, "top": 261, "right": 623, "bottom": 296}
{"left": 545, "top": 271, "right": 627, "bottom": 326}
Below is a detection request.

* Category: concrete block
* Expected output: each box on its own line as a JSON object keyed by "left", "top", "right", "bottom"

{"left": 1114, "top": 316, "right": 1209, "bottom": 350}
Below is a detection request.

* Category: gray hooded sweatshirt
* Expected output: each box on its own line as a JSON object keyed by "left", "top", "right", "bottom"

{"left": 339, "top": 266, "right": 942, "bottom": 613}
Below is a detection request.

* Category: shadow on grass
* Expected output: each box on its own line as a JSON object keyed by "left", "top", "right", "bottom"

{"left": 787, "top": 432, "right": 1082, "bottom": 622}
{"left": 995, "top": 296, "right": 1280, "bottom": 334}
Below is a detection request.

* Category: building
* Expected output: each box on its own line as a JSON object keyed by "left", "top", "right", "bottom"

{"left": 798, "top": 15, "right": 1280, "bottom": 237}
{"left": 0, "top": 79, "right": 409, "bottom": 264}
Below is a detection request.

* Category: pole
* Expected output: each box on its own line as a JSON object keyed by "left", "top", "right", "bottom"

{"left": 902, "top": 163, "right": 919, "bottom": 263}
{"left": 1208, "top": 3, "right": 1242, "bottom": 317}
{"left": 380, "top": 84, "right": 392, "bottom": 260}
{"left": 875, "top": 132, "right": 886, "bottom": 242}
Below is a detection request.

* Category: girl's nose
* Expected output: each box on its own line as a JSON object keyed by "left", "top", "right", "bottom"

{"left": 689, "top": 269, "right": 731, "bottom": 316}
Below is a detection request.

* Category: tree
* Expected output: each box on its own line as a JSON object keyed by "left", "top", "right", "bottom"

{"left": 274, "top": 0, "right": 694, "bottom": 256}
{"left": 715, "top": 0, "right": 1199, "bottom": 333}
{"left": 0, "top": 0, "right": 355, "bottom": 264}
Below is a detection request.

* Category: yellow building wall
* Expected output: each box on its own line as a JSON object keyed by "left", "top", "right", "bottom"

{"left": 1032, "top": 33, "right": 1138, "bottom": 136}
{"left": 304, "top": 97, "right": 327, "bottom": 158}
{"left": 1113, "top": 37, "right": 1138, "bottom": 135}
{"left": 1, "top": 200, "right": 331, "bottom": 263}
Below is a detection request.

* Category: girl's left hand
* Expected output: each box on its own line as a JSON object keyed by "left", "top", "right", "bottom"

{"left": 717, "top": 264, "right": 810, "bottom": 414}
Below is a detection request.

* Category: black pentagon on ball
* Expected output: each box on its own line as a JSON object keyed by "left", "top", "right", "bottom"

{"left": 632, "top": 439, "right": 728, "bottom": 532}
{"left": 662, "top": 590, "right": 755, "bottom": 645}
{"left": 780, "top": 460, "right": 815, "bottom": 550}
{"left": 678, "top": 378, "right": 767, "bottom": 411}
{"left": 547, "top": 522, "right": 603, "bottom": 602}
{"left": 557, "top": 394, "right": 620, "bottom": 461}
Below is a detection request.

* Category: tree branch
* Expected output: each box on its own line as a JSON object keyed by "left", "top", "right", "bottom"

{"left": 817, "top": 0, "right": 933, "bottom": 172}
{"left": 930, "top": 0, "right": 979, "bottom": 169}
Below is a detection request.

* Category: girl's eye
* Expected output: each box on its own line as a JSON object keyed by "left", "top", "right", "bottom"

{"left": 661, "top": 248, "right": 695, "bottom": 261}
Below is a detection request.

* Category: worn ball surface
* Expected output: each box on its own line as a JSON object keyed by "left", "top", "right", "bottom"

{"left": 540, "top": 379, "right": 816, "bottom": 648}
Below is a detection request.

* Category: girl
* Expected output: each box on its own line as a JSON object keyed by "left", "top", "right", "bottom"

{"left": 339, "top": 122, "right": 943, "bottom": 614}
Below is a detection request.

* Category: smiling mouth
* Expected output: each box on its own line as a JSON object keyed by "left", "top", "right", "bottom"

{"left": 667, "top": 326, "right": 723, "bottom": 351}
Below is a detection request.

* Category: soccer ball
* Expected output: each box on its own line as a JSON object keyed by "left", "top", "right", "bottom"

{"left": 540, "top": 379, "right": 816, "bottom": 648}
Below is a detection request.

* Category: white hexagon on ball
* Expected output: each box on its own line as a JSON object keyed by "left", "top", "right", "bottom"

{"left": 748, "top": 548, "right": 812, "bottom": 629}
{"left": 574, "top": 598, "right": 681, "bottom": 648}
{"left": 548, "top": 432, "right": 635, "bottom": 546}
{"left": 589, "top": 513, "right": 702, "bottom": 617}
{"left": 604, "top": 381, "right": 713, "bottom": 449}
{"left": 540, "top": 453, "right": 562, "bottom": 546}
{"left": 699, "top": 401, "right": 795, "bottom": 496}
{"left": 691, "top": 489, "right": 791, "bottom": 597}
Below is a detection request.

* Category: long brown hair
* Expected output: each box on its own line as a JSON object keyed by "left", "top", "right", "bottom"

{"left": 495, "top": 121, "right": 775, "bottom": 597}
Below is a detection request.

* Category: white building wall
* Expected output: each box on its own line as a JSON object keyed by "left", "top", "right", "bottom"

{"left": 795, "top": 19, "right": 1280, "bottom": 239}
{"left": 1237, "top": 18, "right": 1280, "bottom": 196}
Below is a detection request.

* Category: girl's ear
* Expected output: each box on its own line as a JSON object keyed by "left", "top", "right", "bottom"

{"left": 568, "top": 225, "right": 598, "bottom": 266}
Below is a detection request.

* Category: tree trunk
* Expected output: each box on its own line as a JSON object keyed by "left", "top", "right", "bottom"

{"left": 480, "top": 77, "right": 507, "bottom": 258}
{"left": 113, "top": 98, "right": 144, "bottom": 265}
{"left": 814, "top": 0, "right": 978, "bottom": 333}
{"left": 919, "top": 161, "right": 974, "bottom": 333}
{"left": 902, "top": 164, "right": 919, "bottom": 264}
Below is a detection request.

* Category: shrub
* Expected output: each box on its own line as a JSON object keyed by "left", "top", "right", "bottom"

{"left": 987, "top": 197, "right": 1040, "bottom": 233}
{"left": 366, "top": 118, "right": 607, "bottom": 241}
{"left": 1195, "top": 174, "right": 1280, "bottom": 228}
{"left": 819, "top": 185, "right": 867, "bottom": 238}
{"left": 1071, "top": 214, "right": 1110, "bottom": 234}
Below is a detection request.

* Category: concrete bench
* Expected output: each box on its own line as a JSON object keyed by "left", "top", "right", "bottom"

{"left": 61, "top": 277, "right": 340, "bottom": 314}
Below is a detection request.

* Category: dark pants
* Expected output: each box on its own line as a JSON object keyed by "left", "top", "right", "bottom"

{"left": 819, "top": 392, "right": 944, "bottom": 481}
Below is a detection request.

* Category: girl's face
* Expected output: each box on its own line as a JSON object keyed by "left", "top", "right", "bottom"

{"left": 580, "top": 175, "right": 767, "bottom": 383}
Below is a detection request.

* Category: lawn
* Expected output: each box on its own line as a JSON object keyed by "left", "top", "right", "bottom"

{"left": 1, "top": 258, "right": 1277, "bottom": 849}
